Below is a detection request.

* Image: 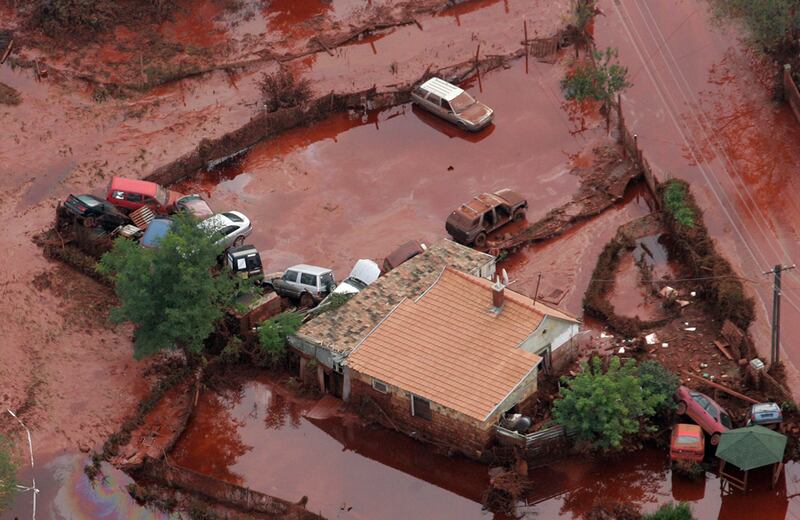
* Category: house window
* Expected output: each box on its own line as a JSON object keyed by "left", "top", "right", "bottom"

{"left": 372, "top": 379, "right": 388, "bottom": 393}
{"left": 411, "top": 395, "right": 432, "bottom": 420}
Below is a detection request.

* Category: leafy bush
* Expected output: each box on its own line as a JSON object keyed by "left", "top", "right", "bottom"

{"left": 658, "top": 180, "right": 755, "bottom": 329}
{"left": 562, "top": 47, "right": 631, "bottom": 110}
{"left": 97, "top": 212, "right": 241, "bottom": 359}
{"left": 259, "top": 70, "right": 312, "bottom": 112}
{"left": 643, "top": 502, "right": 695, "bottom": 520}
{"left": 255, "top": 312, "right": 303, "bottom": 367}
{"left": 553, "top": 356, "right": 666, "bottom": 451}
{"left": 638, "top": 360, "right": 679, "bottom": 414}
{"left": 663, "top": 182, "right": 694, "bottom": 228}
{"left": 0, "top": 435, "right": 17, "bottom": 511}
{"left": 711, "top": 0, "right": 800, "bottom": 53}
{"left": 30, "top": 0, "right": 176, "bottom": 36}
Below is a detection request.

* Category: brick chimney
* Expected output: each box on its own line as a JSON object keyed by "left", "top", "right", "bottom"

{"left": 492, "top": 277, "right": 505, "bottom": 309}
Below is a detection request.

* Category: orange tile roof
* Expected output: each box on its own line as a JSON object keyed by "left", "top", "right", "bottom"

{"left": 348, "top": 267, "right": 547, "bottom": 422}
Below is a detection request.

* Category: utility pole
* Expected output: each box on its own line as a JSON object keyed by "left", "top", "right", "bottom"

{"left": 764, "top": 264, "right": 796, "bottom": 365}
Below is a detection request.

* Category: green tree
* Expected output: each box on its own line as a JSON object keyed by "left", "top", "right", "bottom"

{"left": 643, "top": 502, "right": 695, "bottom": 520}
{"left": 663, "top": 181, "right": 695, "bottom": 228}
{"left": 638, "top": 360, "right": 680, "bottom": 414}
{"left": 712, "top": 0, "right": 800, "bottom": 53}
{"left": 255, "top": 312, "right": 304, "bottom": 367}
{"left": 0, "top": 435, "right": 17, "bottom": 511}
{"left": 553, "top": 356, "right": 663, "bottom": 451}
{"left": 97, "top": 213, "right": 240, "bottom": 359}
{"left": 562, "top": 47, "right": 631, "bottom": 118}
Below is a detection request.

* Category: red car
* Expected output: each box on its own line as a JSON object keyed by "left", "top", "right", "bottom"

{"left": 106, "top": 177, "right": 182, "bottom": 215}
{"left": 670, "top": 423, "right": 705, "bottom": 462}
{"left": 674, "top": 385, "right": 732, "bottom": 445}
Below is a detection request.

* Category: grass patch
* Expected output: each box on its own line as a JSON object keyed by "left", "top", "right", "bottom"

{"left": 663, "top": 182, "right": 694, "bottom": 228}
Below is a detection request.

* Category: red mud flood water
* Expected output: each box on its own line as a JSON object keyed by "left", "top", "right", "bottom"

{"left": 527, "top": 448, "right": 800, "bottom": 519}
{"left": 499, "top": 182, "right": 657, "bottom": 316}
{"left": 607, "top": 235, "right": 678, "bottom": 320}
{"left": 170, "top": 375, "right": 800, "bottom": 520}
{"left": 175, "top": 58, "right": 600, "bottom": 281}
{"left": 595, "top": 0, "right": 800, "bottom": 387}
{"left": 171, "top": 375, "right": 496, "bottom": 520}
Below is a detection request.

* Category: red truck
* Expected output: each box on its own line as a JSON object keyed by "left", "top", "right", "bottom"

{"left": 106, "top": 177, "right": 182, "bottom": 215}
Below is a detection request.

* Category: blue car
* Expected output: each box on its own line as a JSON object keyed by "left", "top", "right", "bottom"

{"left": 140, "top": 218, "right": 173, "bottom": 249}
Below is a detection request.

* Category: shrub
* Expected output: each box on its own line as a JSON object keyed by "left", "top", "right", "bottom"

{"left": 553, "top": 356, "right": 665, "bottom": 451}
{"left": 663, "top": 182, "right": 694, "bottom": 228}
{"left": 711, "top": 0, "right": 800, "bottom": 53}
{"left": 642, "top": 502, "right": 695, "bottom": 520}
{"left": 97, "top": 212, "right": 242, "bottom": 359}
{"left": 658, "top": 180, "right": 755, "bottom": 329}
{"left": 255, "top": 312, "right": 303, "bottom": 367}
{"left": 638, "top": 360, "right": 679, "bottom": 414}
{"left": 0, "top": 435, "right": 16, "bottom": 511}
{"left": 30, "top": 0, "right": 176, "bottom": 36}
{"left": 259, "top": 70, "right": 312, "bottom": 112}
{"left": 562, "top": 47, "right": 631, "bottom": 113}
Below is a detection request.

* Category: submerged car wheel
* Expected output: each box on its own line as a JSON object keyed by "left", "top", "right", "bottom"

{"left": 676, "top": 401, "right": 687, "bottom": 415}
{"left": 299, "top": 292, "right": 314, "bottom": 308}
{"left": 83, "top": 217, "right": 96, "bottom": 228}
{"left": 233, "top": 235, "right": 245, "bottom": 247}
{"left": 513, "top": 209, "right": 526, "bottom": 222}
{"left": 474, "top": 232, "right": 487, "bottom": 247}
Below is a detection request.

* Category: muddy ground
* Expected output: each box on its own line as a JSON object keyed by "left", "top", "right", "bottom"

{"left": 0, "top": 0, "right": 571, "bottom": 474}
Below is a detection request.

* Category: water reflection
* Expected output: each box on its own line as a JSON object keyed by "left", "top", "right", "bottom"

{"left": 171, "top": 375, "right": 494, "bottom": 520}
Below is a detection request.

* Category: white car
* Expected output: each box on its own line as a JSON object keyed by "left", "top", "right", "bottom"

{"left": 411, "top": 77, "right": 494, "bottom": 131}
{"left": 199, "top": 211, "right": 252, "bottom": 249}
{"left": 332, "top": 259, "right": 381, "bottom": 295}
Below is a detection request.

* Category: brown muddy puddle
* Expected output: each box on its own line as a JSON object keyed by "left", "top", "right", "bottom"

{"left": 299, "top": 0, "right": 520, "bottom": 83}
{"left": 159, "top": 0, "right": 395, "bottom": 49}
{"left": 498, "top": 182, "right": 657, "bottom": 316}
{"left": 171, "top": 375, "right": 495, "bottom": 520}
{"left": 174, "top": 59, "right": 600, "bottom": 280}
{"left": 607, "top": 234, "right": 678, "bottom": 320}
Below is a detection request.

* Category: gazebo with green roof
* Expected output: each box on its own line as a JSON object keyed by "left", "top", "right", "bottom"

{"left": 715, "top": 425, "right": 787, "bottom": 492}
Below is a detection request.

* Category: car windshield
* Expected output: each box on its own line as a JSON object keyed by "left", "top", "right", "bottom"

{"left": 222, "top": 212, "right": 243, "bottom": 223}
{"left": 155, "top": 185, "right": 169, "bottom": 205}
{"left": 448, "top": 210, "right": 479, "bottom": 229}
{"left": 676, "top": 435, "right": 697, "bottom": 444}
{"left": 77, "top": 195, "right": 100, "bottom": 207}
{"left": 720, "top": 412, "right": 733, "bottom": 429}
{"left": 450, "top": 92, "right": 476, "bottom": 113}
{"left": 320, "top": 272, "right": 335, "bottom": 290}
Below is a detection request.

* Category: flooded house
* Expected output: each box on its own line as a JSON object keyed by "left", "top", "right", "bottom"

{"left": 288, "top": 239, "right": 496, "bottom": 394}
{"left": 289, "top": 239, "right": 580, "bottom": 456}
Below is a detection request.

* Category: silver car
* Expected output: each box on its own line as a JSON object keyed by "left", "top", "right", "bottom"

{"left": 269, "top": 264, "right": 336, "bottom": 307}
{"left": 199, "top": 211, "right": 252, "bottom": 249}
{"left": 411, "top": 77, "right": 494, "bottom": 131}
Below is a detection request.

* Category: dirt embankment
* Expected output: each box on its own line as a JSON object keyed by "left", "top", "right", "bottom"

{"left": 3, "top": 0, "right": 541, "bottom": 92}
{"left": 487, "top": 141, "right": 642, "bottom": 256}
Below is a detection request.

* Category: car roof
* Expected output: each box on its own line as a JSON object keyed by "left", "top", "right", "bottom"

{"left": 419, "top": 77, "right": 464, "bottom": 101}
{"left": 287, "top": 264, "right": 332, "bottom": 275}
{"left": 141, "top": 219, "right": 173, "bottom": 247}
{"left": 675, "top": 423, "right": 702, "bottom": 437}
{"left": 110, "top": 177, "right": 160, "bottom": 197}
{"left": 74, "top": 194, "right": 103, "bottom": 206}
{"left": 228, "top": 244, "right": 259, "bottom": 256}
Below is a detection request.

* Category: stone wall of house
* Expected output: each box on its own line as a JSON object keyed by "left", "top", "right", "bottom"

{"left": 349, "top": 377, "right": 492, "bottom": 458}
